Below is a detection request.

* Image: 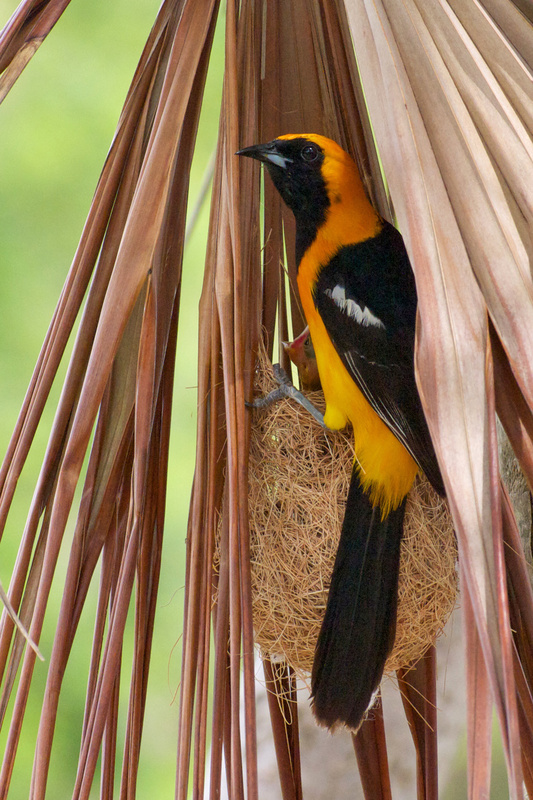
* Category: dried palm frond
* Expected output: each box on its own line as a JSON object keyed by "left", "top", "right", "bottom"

{"left": 0, "top": 0, "right": 220, "bottom": 796}
{"left": 0, "top": 0, "right": 73, "bottom": 102}
{"left": 1, "top": 0, "right": 533, "bottom": 798}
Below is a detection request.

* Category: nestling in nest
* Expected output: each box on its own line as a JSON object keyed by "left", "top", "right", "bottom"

{"left": 247, "top": 346, "right": 457, "bottom": 681}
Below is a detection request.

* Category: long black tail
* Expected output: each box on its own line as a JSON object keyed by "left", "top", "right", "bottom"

{"left": 311, "top": 470, "right": 407, "bottom": 731}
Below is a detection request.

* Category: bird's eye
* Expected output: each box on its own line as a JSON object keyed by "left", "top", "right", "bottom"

{"left": 301, "top": 144, "right": 320, "bottom": 163}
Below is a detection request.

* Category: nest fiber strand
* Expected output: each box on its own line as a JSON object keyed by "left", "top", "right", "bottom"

{"left": 248, "top": 351, "right": 457, "bottom": 679}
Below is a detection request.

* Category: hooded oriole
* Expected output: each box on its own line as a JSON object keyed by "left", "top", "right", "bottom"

{"left": 238, "top": 134, "right": 444, "bottom": 731}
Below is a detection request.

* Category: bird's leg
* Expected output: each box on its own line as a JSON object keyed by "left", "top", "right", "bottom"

{"left": 247, "top": 363, "right": 326, "bottom": 427}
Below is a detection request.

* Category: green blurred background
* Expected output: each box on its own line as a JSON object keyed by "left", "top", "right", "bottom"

{"left": 0, "top": 1, "right": 222, "bottom": 795}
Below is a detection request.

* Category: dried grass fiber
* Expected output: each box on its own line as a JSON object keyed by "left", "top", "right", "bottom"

{"left": 247, "top": 346, "right": 457, "bottom": 678}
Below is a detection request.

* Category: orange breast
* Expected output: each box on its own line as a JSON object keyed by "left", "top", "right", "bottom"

{"left": 297, "top": 248, "right": 418, "bottom": 515}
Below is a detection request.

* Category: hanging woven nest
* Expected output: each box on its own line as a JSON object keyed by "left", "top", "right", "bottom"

{"left": 247, "top": 345, "right": 457, "bottom": 680}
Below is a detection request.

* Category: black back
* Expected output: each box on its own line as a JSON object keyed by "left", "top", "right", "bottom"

{"left": 313, "top": 221, "right": 444, "bottom": 495}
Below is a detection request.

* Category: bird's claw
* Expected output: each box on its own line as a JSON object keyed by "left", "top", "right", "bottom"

{"left": 245, "top": 385, "right": 291, "bottom": 409}
{"left": 247, "top": 364, "right": 326, "bottom": 427}
{"left": 272, "top": 363, "right": 292, "bottom": 386}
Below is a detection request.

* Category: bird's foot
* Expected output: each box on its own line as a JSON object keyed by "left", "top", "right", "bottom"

{"left": 247, "top": 364, "right": 326, "bottom": 427}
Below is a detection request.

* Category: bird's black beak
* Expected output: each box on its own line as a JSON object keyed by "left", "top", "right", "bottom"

{"left": 236, "top": 141, "right": 291, "bottom": 170}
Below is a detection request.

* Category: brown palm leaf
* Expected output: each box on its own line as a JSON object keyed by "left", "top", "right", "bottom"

{"left": 1, "top": 0, "right": 533, "bottom": 798}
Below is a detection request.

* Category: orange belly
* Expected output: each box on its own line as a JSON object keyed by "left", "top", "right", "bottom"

{"left": 297, "top": 272, "right": 419, "bottom": 515}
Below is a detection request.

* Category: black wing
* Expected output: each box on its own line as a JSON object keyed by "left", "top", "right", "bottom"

{"left": 314, "top": 221, "right": 444, "bottom": 495}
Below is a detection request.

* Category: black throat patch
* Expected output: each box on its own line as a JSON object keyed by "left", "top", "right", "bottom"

{"left": 263, "top": 137, "right": 330, "bottom": 265}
